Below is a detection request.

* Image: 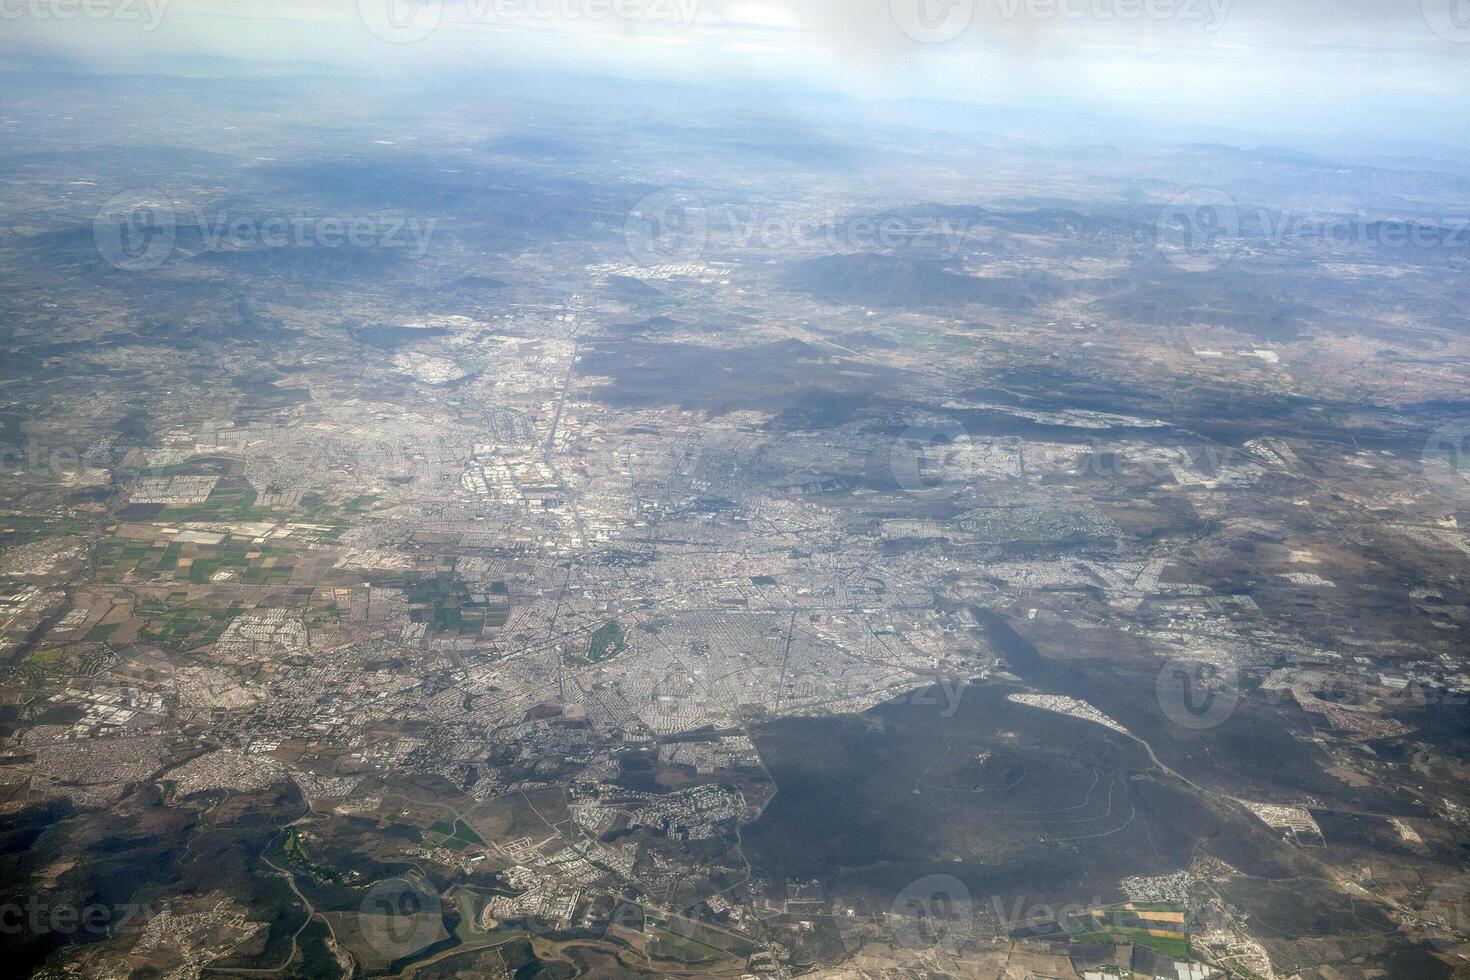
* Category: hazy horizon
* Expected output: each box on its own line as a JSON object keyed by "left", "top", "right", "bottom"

{"left": 4, "top": 0, "right": 1469, "bottom": 152}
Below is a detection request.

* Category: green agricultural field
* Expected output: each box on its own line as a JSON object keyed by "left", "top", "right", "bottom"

{"left": 890, "top": 327, "right": 986, "bottom": 354}
{"left": 98, "top": 535, "right": 304, "bottom": 586}
{"left": 137, "top": 600, "right": 241, "bottom": 652}
{"left": 0, "top": 517, "right": 99, "bottom": 547}
{"left": 1068, "top": 902, "right": 1191, "bottom": 960}
{"left": 96, "top": 539, "right": 170, "bottom": 582}
{"left": 25, "top": 648, "right": 64, "bottom": 667}
{"left": 83, "top": 623, "right": 120, "bottom": 643}
{"left": 401, "top": 569, "right": 500, "bottom": 635}
{"left": 646, "top": 921, "right": 726, "bottom": 964}
{"left": 165, "top": 482, "right": 266, "bottom": 520}
{"left": 424, "top": 819, "right": 484, "bottom": 852}
{"left": 1071, "top": 928, "right": 1190, "bottom": 959}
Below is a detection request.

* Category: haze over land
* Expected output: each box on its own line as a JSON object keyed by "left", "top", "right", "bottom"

{"left": 1, "top": 3, "right": 1469, "bottom": 978}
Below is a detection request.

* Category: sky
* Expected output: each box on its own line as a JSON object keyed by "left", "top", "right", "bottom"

{"left": 3, "top": 0, "right": 1469, "bottom": 151}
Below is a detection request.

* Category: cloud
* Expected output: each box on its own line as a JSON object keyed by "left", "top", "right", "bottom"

{"left": 2, "top": 0, "right": 1465, "bottom": 149}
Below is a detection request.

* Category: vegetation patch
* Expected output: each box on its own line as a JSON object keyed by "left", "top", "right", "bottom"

{"left": 565, "top": 620, "right": 626, "bottom": 666}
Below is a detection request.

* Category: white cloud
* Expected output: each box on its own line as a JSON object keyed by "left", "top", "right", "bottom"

{"left": 2, "top": 0, "right": 1466, "bottom": 147}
